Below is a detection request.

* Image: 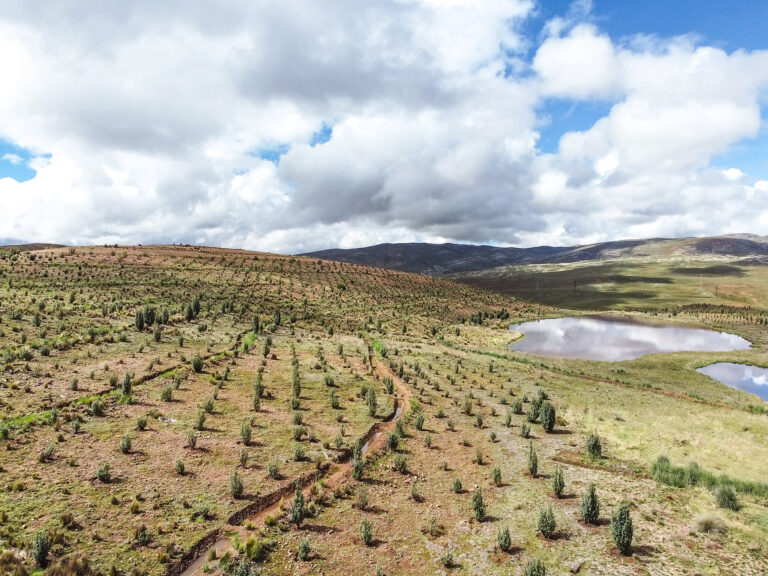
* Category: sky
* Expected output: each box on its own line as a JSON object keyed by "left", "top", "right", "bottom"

{"left": 0, "top": 0, "right": 767, "bottom": 253}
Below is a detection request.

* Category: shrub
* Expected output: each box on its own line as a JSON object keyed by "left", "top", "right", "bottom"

{"left": 268, "top": 460, "right": 280, "bottom": 480}
{"left": 186, "top": 430, "right": 198, "bottom": 449}
{"left": 497, "top": 525, "right": 511, "bottom": 552}
{"left": 512, "top": 400, "right": 523, "bottom": 415}
{"left": 579, "top": 483, "right": 600, "bottom": 524}
{"left": 230, "top": 470, "right": 244, "bottom": 499}
{"left": 527, "top": 443, "right": 538, "bottom": 477}
{"left": 160, "top": 386, "right": 173, "bottom": 402}
{"left": 120, "top": 434, "right": 132, "bottom": 454}
{"left": 475, "top": 448, "right": 484, "bottom": 465}
{"left": 97, "top": 461, "right": 110, "bottom": 483}
{"left": 293, "top": 425, "right": 306, "bottom": 441}
{"left": 31, "top": 531, "right": 51, "bottom": 567}
{"left": 359, "top": 519, "right": 373, "bottom": 546}
{"left": 192, "top": 357, "right": 203, "bottom": 373}
{"left": 552, "top": 466, "right": 565, "bottom": 498}
{"left": 352, "top": 443, "right": 364, "bottom": 480}
{"left": 453, "top": 478, "right": 462, "bottom": 493}
{"left": 716, "top": 485, "right": 740, "bottom": 511}
{"left": 298, "top": 538, "right": 310, "bottom": 561}
{"left": 540, "top": 402, "right": 555, "bottom": 433}
{"left": 415, "top": 413, "right": 425, "bottom": 431}
{"left": 194, "top": 411, "right": 206, "bottom": 431}
{"left": 136, "top": 417, "right": 147, "bottom": 431}
{"left": 289, "top": 481, "right": 305, "bottom": 526}
{"left": 537, "top": 506, "right": 556, "bottom": 539}
{"left": 492, "top": 467, "right": 502, "bottom": 486}
{"left": 424, "top": 434, "right": 433, "bottom": 448}
{"left": 175, "top": 459, "right": 185, "bottom": 475}
{"left": 240, "top": 420, "right": 252, "bottom": 445}
{"left": 695, "top": 513, "right": 727, "bottom": 533}
{"left": 520, "top": 423, "right": 530, "bottom": 438}
{"left": 293, "top": 444, "right": 305, "bottom": 462}
{"left": 367, "top": 387, "right": 377, "bottom": 417}
{"left": 523, "top": 558, "right": 546, "bottom": 576}
{"left": 122, "top": 372, "right": 133, "bottom": 396}
{"left": 611, "top": 502, "right": 633, "bottom": 555}
{"left": 203, "top": 398, "right": 214, "bottom": 414}
{"left": 440, "top": 551, "right": 454, "bottom": 568}
{"left": 39, "top": 444, "right": 55, "bottom": 463}
{"left": 586, "top": 433, "right": 602, "bottom": 459}
{"left": 472, "top": 488, "right": 485, "bottom": 521}
{"left": 91, "top": 400, "right": 105, "bottom": 416}
{"left": 393, "top": 454, "right": 407, "bottom": 474}
{"left": 356, "top": 486, "right": 369, "bottom": 510}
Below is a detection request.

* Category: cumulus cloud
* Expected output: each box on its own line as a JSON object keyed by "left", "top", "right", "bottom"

{"left": 0, "top": 0, "right": 766, "bottom": 252}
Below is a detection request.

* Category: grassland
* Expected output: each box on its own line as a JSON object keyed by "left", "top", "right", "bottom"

{"left": 1, "top": 245, "right": 767, "bottom": 575}
{"left": 455, "top": 256, "right": 768, "bottom": 311}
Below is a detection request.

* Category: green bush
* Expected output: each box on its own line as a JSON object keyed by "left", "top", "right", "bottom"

{"left": 611, "top": 502, "right": 633, "bottom": 555}
{"left": 160, "top": 386, "right": 173, "bottom": 402}
{"left": 586, "top": 433, "right": 602, "bottom": 459}
{"left": 496, "top": 525, "right": 511, "bottom": 552}
{"left": 120, "top": 434, "right": 132, "bottom": 454}
{"left": 290, "top": 480, "right": 305, "bottom": 526}
{"left": 552, "top": 466, "right": 565, "bottom": 498}
{"left": 136, "top": 417, "right": 147, "bottom": 431}
{"left": 194, "top": 411, "right": 206, "bottom": 431}
{"left": 387, "top": 432, "right": 399, "bottom": 451}
{"left": 230, "top": 469, "right": 244, "bottom": 499}
{"left": 537, "top": 506, "right": 556, "bottom": 539}
{"left": 492, "top": 467, "right": 502, "bottom": 486}
{"left": 527, "top": 443, "right": 538, "bottom": 477}
{"left": 192, "top": 357, "right": 204, "bottom": 373}
{"left": 520, "top": 423, "right": 530, "bottom": 438}
{"left": 716, "top": 485, "right": 740, "bottom": 511}
{"left": 393, "top": 454, "right": 407, "bottom": 474}
{"left": 359, "top": 519, "right": 373, "bottom": 546}
{"left": 540, "top": 402, "right": 555, "bottom": 433}
{"left": 523, "top": 558, "right": 545, "bottom": 576}
{"left": 453, "top": 478, "right": 462, "bottom": 493}
{"left": 92, "top": 459, "right": 112, "bottom": 485}
{"left": 268, "top": 460, "right": 280, "bottom": 480}
{"left": 579, "top": 483, "right": 600, "bottom": 524}
{"left": 240, "top": 420, "right": 252, "bottom": 445}
{"left": 298, "top": 538, "right": 311, "bottom": 561}
{"left": 472, "top": 488, "right": 485, "bottom": 521}
{"left": 31, "top": 530, "right": 51, "bottom": 567}
{"left": 175, "top": 459, "right": 185, "bottom": 475}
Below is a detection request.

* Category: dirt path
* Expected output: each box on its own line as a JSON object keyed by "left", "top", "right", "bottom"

{"left": 173, "top": 346, "right": 411, "bottom": 576}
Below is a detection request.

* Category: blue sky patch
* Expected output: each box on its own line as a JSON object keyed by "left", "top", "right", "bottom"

{"left": 536, "top": 99, "right": 614, "bottom": 154}
{"left": 254, "top": 144, "right": 290, "bottom": 165}
{"left": 311, "top": 123, "right": 333, "bottom": 147}
{"left": 0, "top": 139, "right": 37, "bottom": 182}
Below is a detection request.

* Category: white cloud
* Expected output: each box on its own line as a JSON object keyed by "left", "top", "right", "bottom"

{"left": 0, "top": 1, "right": 766, "bottom": 252}
{"left": 1, "top": 153, "right": 22, "bottom": 165}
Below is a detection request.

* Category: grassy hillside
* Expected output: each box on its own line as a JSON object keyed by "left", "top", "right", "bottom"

{"left": 455, "top": 257, "right": 768, "bottom": 311}
{"left": 0, "top": 246, "right": 767, "bottom": 575}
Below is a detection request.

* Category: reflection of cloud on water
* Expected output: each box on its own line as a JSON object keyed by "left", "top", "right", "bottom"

{"left": 510, "top": 317, "right": 750, "bottom": 362}
{"left": 697, "top": 363, "right": 768, "bottom": 401}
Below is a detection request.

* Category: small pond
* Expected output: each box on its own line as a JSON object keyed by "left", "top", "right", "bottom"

{"left": 509, "top": 316, "right": 750, "bottom": 361}
{"left": 697, "top": 363, "right": 768, "bottom": 401}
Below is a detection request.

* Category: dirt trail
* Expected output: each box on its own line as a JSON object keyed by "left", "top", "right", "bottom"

{"left": 173, "top": 345, "right": 411, "bottom": 576}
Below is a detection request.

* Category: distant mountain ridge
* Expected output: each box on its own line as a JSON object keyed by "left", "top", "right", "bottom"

{"left": 302, "top": 234, "right": 768, "bottom": 276}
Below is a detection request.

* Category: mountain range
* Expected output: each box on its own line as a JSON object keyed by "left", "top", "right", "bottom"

{"left": 302, "top": 234, "right": 768, "bottom": 276}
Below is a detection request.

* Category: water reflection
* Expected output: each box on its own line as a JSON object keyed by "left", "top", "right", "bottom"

{"left": 509, "top": 316, "right": 750, "bottom": 361}
{"left": 697, "top": 363, "right": 768, "bottom": 400}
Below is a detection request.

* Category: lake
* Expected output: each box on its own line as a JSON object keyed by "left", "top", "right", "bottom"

{"left": 509, "top": 316, "right": 751, "bottom": 361}
{"left": 697, "top": 363, "right": 768, "bottom": 400}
